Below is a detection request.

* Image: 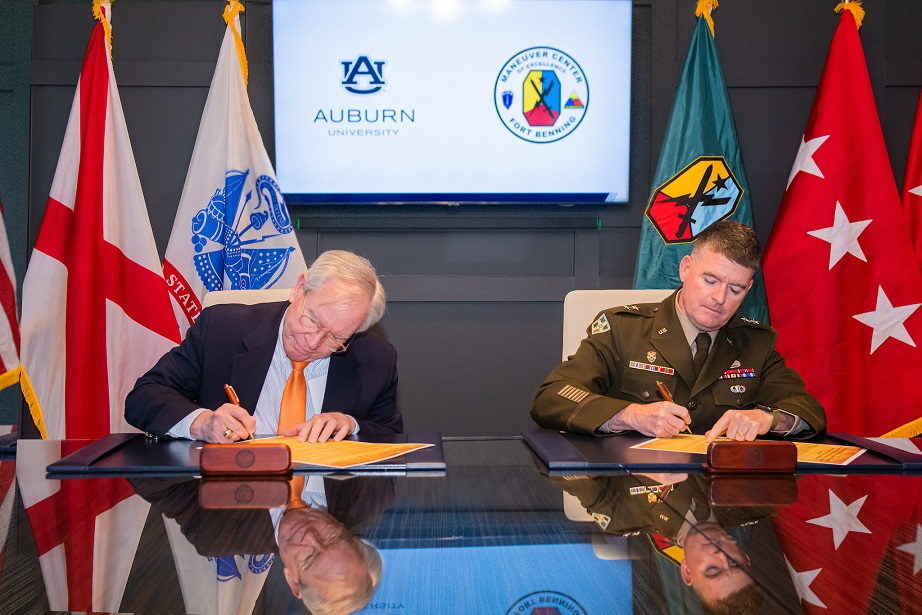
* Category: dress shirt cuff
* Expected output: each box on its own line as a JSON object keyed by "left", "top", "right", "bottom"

{"left": 597, "top": 416, "right": 628, "bottom": 435}
{"left": 350, "top": 415, "right": 360, "bottom": 435}
{"left": 166, "top": 408, "right": 210, "bottom": 440}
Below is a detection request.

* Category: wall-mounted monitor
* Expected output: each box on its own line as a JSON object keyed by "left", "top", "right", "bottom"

{"left": 273, "top": 0, "right": 632, "bottom": 205}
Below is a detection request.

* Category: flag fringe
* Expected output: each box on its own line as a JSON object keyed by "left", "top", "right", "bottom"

{"left": 0, "top": 366, "right": 19, "bottom": 393}
{"left": 18, "top": 368, "right": 48, "bottom": 439}
{"left": 695, "top": 0, "right": 718, "bottom": 37}
{"left": 92, "top": 0, "right": 114, "bottom": 57}
{"left": 835, "top": 0, "right": 865, "bottom": 29}
{"left": 223, "top": 0, "right": 248, "bottom": 88}
{"left": 880, "top": 416, "right": 922, "bottom": 438}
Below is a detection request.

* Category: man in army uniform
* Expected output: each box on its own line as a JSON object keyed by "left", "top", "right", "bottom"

{"left": 531, "top": 221, "right": 825, "bottom": 441}
{"left": 550, "top": 472, "right": 774, "bottom": 612}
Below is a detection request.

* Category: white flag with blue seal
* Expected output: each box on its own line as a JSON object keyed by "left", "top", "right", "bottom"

{"left": 163, "top": 516, "right": 272, "bottom": 615}
{"left": 163, "top": 1, "right": 306, "bottom": 334}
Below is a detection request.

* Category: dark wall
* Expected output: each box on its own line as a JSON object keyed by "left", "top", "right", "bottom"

{"left": 4, "top": 0, "right": 922, "bottom": 434}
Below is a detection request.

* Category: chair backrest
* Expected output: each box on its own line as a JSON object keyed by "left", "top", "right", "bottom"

{"left": 202, "top": 288, "right": 292, "bottom": 308}
{"left": 562, "top": 289, "right": 672, "bottom": 360}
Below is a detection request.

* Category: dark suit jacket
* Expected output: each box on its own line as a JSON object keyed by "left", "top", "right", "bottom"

{"left": 125, "top": 301, "right": 401, "bottom": 437}
{"left": 129, "top": 475, "right": 397, "bottom": 557}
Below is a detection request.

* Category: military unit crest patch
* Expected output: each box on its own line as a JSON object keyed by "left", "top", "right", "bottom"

{"left": 591, "top": 314, "right": 611, "bottom": 334}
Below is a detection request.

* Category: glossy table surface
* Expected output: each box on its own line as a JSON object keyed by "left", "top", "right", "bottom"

{"left": 1, "top": 437, "right": 921, "bottom": 614}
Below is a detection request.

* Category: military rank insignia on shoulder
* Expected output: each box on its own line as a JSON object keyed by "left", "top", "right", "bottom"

{"left": 609, "top": 303, "right": 656, "bottom": 318}
{"left": 732, "top": 315, "right": 770, "bottom": 330}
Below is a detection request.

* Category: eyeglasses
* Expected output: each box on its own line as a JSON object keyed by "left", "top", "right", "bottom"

{"left": 299, "top": 295, "right": 354, "bottom": 353}
{"left": 296, "top": 524, "right": 350, "bottom": 573}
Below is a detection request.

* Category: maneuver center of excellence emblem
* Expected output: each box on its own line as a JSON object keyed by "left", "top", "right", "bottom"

{"left": 494, "top": 47, "right": 589, "bottom": 144}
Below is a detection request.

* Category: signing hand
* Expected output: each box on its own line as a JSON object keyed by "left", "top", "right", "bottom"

{"left": 190, "top": 403, "right": 257, "bottom": 443}
{"left": 282, "top": 412, "right": 357, "bottom": 443}
{"left": 609, "top": 402, "right": 691, "bottom": 438}
{"left": 705, "top": 408, "right": 773, "bottom": 443}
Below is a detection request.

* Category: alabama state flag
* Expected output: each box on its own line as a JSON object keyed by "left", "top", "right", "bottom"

{"left": 19, "top": 0, "right": 180, "bottom": 439}
{"left": 162, "top": 1, "right": 306, "bottom": 335}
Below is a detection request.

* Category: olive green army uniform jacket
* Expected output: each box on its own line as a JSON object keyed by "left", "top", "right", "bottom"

{"left": 531, "top": 291, "right": 825, "bottom": 438}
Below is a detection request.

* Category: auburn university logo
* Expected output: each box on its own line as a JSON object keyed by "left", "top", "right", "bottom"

{"left": 341, "top": 56, "right": 386, "bottom": 94}
{"left": 645, "top": 156, "right": 743, "bottom": 244}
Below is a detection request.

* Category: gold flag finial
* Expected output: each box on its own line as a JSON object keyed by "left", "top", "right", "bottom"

{"left": 223, "top": 0, "right": 248, "bottom": 88}
{"left": 835, "top": 0, "right": 865, "bottom": 29}
{"left": 92, "top": 0, "right": 113, "bottom": 56}
{"left": 695, "top": 0, "right": 719, "bottom": 37}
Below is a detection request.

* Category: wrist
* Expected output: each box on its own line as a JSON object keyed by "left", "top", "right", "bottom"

{"left": 189, "top": 410, "right": 213, "bottom": 441}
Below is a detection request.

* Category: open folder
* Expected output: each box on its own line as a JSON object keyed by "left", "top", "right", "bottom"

{"left": 522, "top": 428, "right": 922, "bottom": 474}
{"left": 46, "top": 431, "right": 445, "bottom": 476}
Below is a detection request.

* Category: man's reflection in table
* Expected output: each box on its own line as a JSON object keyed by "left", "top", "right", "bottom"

{"left": 130, "top": 474, "right": 394, "bottom": 615}
{"left": 680, "top": 520, "right": 761, "bottom": 613}
{"left": 277, "top": 489, "right": 382, "bottom": 614}
{"left": 550, "top": 472, "right": 781, "bottom": 614}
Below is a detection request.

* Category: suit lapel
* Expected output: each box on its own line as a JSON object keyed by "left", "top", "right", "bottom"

{"left": 230, "top": 302, "right": 288, "bottom": 411}
{"left": 322, "top": 346, "right": 359, "bottom": 413}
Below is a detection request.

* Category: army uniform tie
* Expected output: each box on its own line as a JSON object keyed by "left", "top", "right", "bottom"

{"left": 693, "top": 332, "right": 711, "bottom": 378}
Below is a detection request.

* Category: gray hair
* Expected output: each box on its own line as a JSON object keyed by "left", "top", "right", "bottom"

{"left": 691, "top": 221, "right": 762, "bottom": 271}
{"left": 303, "top": 250, "right": 386, "bottom": 332}
{"left": 299, "top": 538, "right": 383, "bottom": 615}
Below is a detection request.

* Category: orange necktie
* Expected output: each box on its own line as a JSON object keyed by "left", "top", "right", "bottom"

{"left": 280, "top": 360, "right": 309, "bottom": 509}
{"left": 278, "top": 360, "right": 309, "bottom": 434}
{"left": 287, "top": 475, "right": 307, "bottom": 510}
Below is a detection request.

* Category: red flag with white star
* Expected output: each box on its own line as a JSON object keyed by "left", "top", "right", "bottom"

{"left": 762, "top": 6, "right": 922, "bottom": 436}
{"left": 19, "top": 1, "right": 180, "bottom": 439}
{"left": 773, "top": 474, "right": 922, "bottom": 614}
{"left": 901, "top": 86, "right": 922, "bottom": 273}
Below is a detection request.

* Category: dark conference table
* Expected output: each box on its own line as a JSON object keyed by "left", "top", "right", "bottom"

{"left": 2, "top": 436, "right": 921, "bottom": 614}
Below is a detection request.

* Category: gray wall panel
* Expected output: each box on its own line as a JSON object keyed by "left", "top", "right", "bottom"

{"left": 377, "top": 301, "right": 561, "bottom": 437}
{"left": 317, "top": 230, "right": 577, "bottom": 276}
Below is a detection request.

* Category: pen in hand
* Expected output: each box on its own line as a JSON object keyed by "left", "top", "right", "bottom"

{"left": 655, "top": 380, "right": 692, "bottom": 435}
{"left": 223, "top": 384, "right": 254, "bottom": 441}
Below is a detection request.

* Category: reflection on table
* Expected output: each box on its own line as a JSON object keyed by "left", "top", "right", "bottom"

{"left": 1, "top": 437, "right": 921, "bottom": 614}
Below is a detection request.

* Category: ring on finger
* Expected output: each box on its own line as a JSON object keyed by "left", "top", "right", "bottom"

{"left": 224, "top": 428, "right": 234, "bottom": 439}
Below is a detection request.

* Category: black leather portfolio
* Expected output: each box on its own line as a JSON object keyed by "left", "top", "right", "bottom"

{"left": 522, "top": 428, "right": 921, "bottom": 474}
{"left": 46, "top": 431, "right": 446, "bottom": 477}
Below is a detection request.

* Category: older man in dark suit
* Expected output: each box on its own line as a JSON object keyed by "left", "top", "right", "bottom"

{"left": 126, "top": 250, "right": 401, "bottom": 443}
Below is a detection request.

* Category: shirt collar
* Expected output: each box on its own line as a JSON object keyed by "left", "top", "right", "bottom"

{"left": 674, "top": 290, "right": 717, "bottom": 348}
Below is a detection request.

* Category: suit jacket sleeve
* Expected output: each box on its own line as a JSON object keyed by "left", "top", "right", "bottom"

{"left": 125, "top": 303, "right": 282, "bottom": 437}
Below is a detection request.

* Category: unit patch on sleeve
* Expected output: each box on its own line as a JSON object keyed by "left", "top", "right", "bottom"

{"left": 591, "top": 314, "right": 611, "bottom": 334}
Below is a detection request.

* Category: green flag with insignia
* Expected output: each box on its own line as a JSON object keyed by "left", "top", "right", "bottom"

{"left": 633, "top": 8, "right": 769, "bottom": 324}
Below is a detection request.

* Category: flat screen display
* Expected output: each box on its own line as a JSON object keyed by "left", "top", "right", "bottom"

{"left": 273, "top": 0, "right": 632, "bottom": 204}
